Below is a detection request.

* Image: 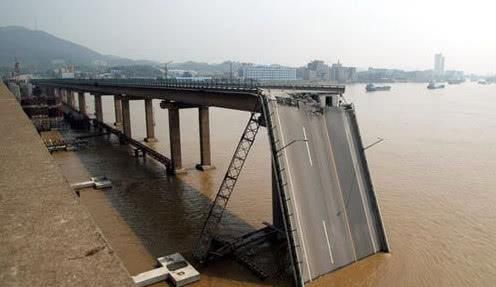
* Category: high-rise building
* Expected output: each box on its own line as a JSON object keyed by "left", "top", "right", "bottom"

{"left": 434, "top": 53, "right": 445, "bottom": 75}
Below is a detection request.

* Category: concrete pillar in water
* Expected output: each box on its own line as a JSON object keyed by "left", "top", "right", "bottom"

{"left": 59, "top": 89, "right": 66, "bottom": 104}
{"left": 144, "top": 98, "right": 157, "bottom": 142}
{"left": 78, "top": 92, "right": 86, "bottom": 114}
{"left": 94, "top": 94, "right": 103, "bottom": 122}
{"left": 121, "top": 98, "right": 132, "bottom": 138}
{"left": 66, "top": 90, "right": 74, "bottom": 107}
{"left": 54, "top": 88, "right": 60, "bottom": 103}
{"left": 114, "top": 95, "right": 123, "bottom": 129}
{"left": 196, "top": 106, "right": 214, "bottom": 171}
{"left": 70, "top": 90, "right": 76, "bottom": 109}
{"left": 168, "top": 106, "right": 185, "bottom": 174}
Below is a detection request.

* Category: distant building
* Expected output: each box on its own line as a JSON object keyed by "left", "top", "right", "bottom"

{"left": 444, "top": 70, "right": 464, "bottom": 81}
{"left": 434, "top": 53, "right": 445, "bottom": 76}
{"left": 330, "top": 61, "right": 357, "bottom": 83}
{"left": 305, "top": 60, "right": 331, "bottom": 81}
{"left": 296, "top": 67, "right": 307, "bottom": 80}
{"left": 241, "top": 65, "right": 296, "bottom": 81}
{"left": 357, "top": 67, "right": 432, "bottom": 83}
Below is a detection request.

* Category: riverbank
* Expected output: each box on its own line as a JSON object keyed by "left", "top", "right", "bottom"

{"left": 0, "top": 82, "right": 134, "bottom": 286}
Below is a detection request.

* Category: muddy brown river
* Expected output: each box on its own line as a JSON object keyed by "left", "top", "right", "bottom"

{"left": 52, "top": 82, "right": 496, "bottom": 286}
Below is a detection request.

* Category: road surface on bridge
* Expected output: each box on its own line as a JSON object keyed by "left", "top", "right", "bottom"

{"left": 269, "top": 95, "right": 389, "bottom": 283}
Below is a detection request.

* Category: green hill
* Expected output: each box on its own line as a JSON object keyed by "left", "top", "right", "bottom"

{"left": 0, "top": 26, "right": 155, "bottom": 72}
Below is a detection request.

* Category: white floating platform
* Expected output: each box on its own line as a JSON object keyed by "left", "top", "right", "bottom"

{"left": 91, "top": 176, "right": 112, "bottom": 189}
{"left": 132, "top": 253, "right": 200, "bottom": 287}
{"left": 70, "top": 176, "right": 112, "bottom": 190}
{"left": 132, "top": 267, "right": 169, "bottom": 287}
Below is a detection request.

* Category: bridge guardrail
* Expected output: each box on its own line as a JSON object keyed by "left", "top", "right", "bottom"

{"left": 32, "top": 78, "right": 345, "bottom": 94}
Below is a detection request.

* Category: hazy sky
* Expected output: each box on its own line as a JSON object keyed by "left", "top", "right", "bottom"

{"left": 1, "top": 0, "right": 495, "bottom": 74}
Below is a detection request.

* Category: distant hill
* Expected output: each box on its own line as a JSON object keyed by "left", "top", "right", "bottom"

{"left": 0, "top": 26, "right": 156, "bottom": 71}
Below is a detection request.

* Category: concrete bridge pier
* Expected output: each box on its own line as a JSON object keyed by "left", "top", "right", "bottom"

{"left": 59, "top": 89, "right": 66, "bottom": 104}
{"left": 66, "top": 89, "right": 74, "bottom": 107}
{"left": 78, "top": 92, "right": 86, "bottom": 114}
{"left": 196, "top": 107, "right": 214, "bottom": 171}
{"left": 94, "top": 94, "right": 103, "bottom": 122}
{"left": 114, "top": 95, "right": 123, "bottom": 130}
{"left": 167, "top": 106, "right": 185, "bottom": 174}
{"left": 121, "top": 97, "right": 132, "bottom": 140}
{"left": 144, "top": 99, "right": 157, "bottom": 142}
{"left": 70, "top": 90, "right": 77, "bottom": 109}
{"left": 55, "top": 88, "right": 59, "bottom": 100}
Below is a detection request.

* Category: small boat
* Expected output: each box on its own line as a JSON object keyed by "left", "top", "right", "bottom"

{"left": 366, "top": 83, "right": 391, "bottom": 92}
{"left": 427, "top": 82, "right": 445, "bottom": 89}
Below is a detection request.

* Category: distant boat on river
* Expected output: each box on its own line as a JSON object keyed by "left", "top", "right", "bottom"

{"left": 366, "top": 83, "right": 391, "bottom": 92}
{"left": 427, "top": 82, "right": 445, "bottom": 89}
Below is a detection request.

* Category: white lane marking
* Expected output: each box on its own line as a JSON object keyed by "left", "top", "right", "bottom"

{"left": 322, "top": 220, "right": 335, "bottom": 265}
{"left": 302, "top": 126, "right": 313, "bottom": 166}
{"left": 341, "top": 112, "right": 377, "bottom": 252}
{"left": 322, "top": 115, "right": 358, "bottom": 261}
{"left": 274, "top": 104, "right": 313, "bottom": 281}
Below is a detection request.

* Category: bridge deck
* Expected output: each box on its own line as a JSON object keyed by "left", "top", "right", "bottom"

{"left": 33, "top": 79, "right": 345, "bottom": 112}
{"left": 0, "top": 82, "right": 134, "bottom": 286}
{"left": 266, "top": 95, "right": 389, "bottom": 284}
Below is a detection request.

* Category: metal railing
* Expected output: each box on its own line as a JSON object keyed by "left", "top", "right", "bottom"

{"left": 32, "top": 78, "right": 345, "bottom": 94}
{"left": 33, "top": 78, "right": 261, "bottom": 92}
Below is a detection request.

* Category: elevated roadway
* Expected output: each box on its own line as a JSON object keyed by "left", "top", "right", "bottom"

{"left": 32, "top": 79, "right": 345, "bottom": 112}
{"left": 265, "top": 93, "right": 389, "bottom": 284}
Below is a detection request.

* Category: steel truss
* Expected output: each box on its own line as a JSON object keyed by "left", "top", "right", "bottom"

{"left": 194, "top": 111, "right": 261, "bottom": 263}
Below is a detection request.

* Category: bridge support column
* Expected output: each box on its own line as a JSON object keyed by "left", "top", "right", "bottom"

{"left": 121, "top": 98, "right": 132, "bottom": 139}
{"left": 94, "top": 94, "right": 103, "bottom": 122}
{"left": 70, "top": 90, "right": 77, "bottom": 109}
{"left": 144, "top": 99, "right": 157, "bottom": 142}
{"left": 168, "top": 107, "right": 185, "bottom": 174}
{"left": 60, "top": 89, "right": 66, "bottom": 104}
{"left": 78, "top": 92, "right": 86, "bottom": 114}
{"left": 66, "top": 90, "right": 74, "bottom": 107}
{"left": 114, "top": 95, "right": 123, "bottom": 129}
{"left": 196, "top": 107, "right": 214, "bottom": 171}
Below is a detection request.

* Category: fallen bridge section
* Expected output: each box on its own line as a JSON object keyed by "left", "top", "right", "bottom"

{"left": 264, "top": 92, "right": 389, "bottom": 285}
{"left": 0, "top": 82, "right": 134, "bottom": 286}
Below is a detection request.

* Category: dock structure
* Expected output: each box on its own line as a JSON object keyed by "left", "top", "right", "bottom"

{"left": 0, "top": 82, "right": 134, "bottom": 287}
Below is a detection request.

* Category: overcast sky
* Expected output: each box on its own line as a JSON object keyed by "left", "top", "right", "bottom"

{"left": 1, "top": 0, "right": 495, "bottom": 74}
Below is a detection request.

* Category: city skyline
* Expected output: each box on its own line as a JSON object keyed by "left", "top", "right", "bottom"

{"left": 1, "top": 0, "right": 496, "bottom": 74}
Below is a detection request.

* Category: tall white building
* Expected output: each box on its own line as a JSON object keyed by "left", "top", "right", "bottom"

{"left": 241, "top": 65, "right": 296, "bottom": 81}
{"left": 434, "top": 53, "right": 445, "bottom": 75}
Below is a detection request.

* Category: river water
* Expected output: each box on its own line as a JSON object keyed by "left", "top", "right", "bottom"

{"left": 53, "top": 82, "right": 496, "bottom": 286}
